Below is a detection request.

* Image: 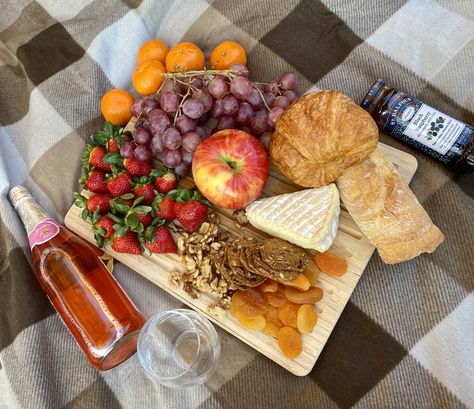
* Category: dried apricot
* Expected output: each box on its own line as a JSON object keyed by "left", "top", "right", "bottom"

{"left": 263, "top": 305, "right": 279, "bottom": 320}
{"left": 282, "top": 274, "right": 310, "bottom": 291}
{"left": 262, "top": 317, "right": 284, "bottom": 338}
{"left": 264, "top": 286, "right": 287, "bottom": 308}
{"left": 284, "top": 286, "right": 324, "bottom": 304}
{"left": 277, "top": 301, "right": 299, "bottom": 328}
{"left": 235, "top": 312, "right": 266, "bottom": 331}
{"left": 297, "top": 304, "right": 318, "bottom": 334}
{"left": 277, "top": 326, "right": 302, "bottom": 359}
{"left": 230, "top": 290, "right": 265, "bottom": 318}
{"left": 302, "top": 261, "right": 320, "bottom": 286}
{"left": 258, "top": 279, "right": 279, "bottom": 293}
{"left": 314, "top": 252, "right": 348, "bottom": 276}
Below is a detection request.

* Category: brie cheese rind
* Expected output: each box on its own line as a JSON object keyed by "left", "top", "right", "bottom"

{"left": 245, "top": 184, "right": 340, "bottom": 252}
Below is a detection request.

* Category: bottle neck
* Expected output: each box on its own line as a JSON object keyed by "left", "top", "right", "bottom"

{"left": 9, "top": 186, "right": 51, "bottom": 235}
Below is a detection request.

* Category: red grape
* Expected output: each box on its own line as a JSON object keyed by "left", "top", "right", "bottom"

{"left": 208, "top": 76, "right": 229, "bottom": 99}
{"left": 197, "top": 112, "right": 209, "bottom": 125}
{"left": 250, "top": 114, "right": 269, "bottom": 135}
{"left": 210, "top": 99, "right": 224, "bottom": 118}
{"left": 182, "top": 99, "right": 204, "bottom": 119}
{"left": 150, "top": 134, "right": 163, "bottom": 155}
{"left": 246, "top": 87, "right": 264, "bottom": 109}
{"left": 230, "top": 76, "right": 253, "bottom": 100}
{"left": 222, "top": 95, "right": 239, "bottom": 116}
{"left": 133, "top": 128, "right": 151, "bottom": 145}
{"left": 255, "top": 108, "right": 267, "bottom": 117}
{"left": 160, "top": 91, "right": 180, "bottom": 113}
{"left": 279, "top": 72, "right": 298, "bottom": 90}
{"left": 283, "top": 90, "right": 297, "bottom": 103}
{"left": 181, "top": 148, "right": 193, "bottom": 164}
{"left": 120, "top": 141, "right": 135, "bottom": 158}
{"left": 182, "top": 131, "right": 201, "bottom": 152}
{"left": 175, "top": 115, "right": 197, "bottom": 134}
{"left": 174, "top": 162, "right": 190, "bottom": 177}
{"left": 240, "top": 126, "right": 251, "bottom": 134}
{"left": 235, "top": 102, "right": 254, "bottom": 125}
{"left": 191, "top": 76, "right": 204, "bottom": 89}
{"left": 265, "top": 80, "right": 279, "bottom": 94}
{"left": 263, "top": 93, "right": 275, "bottom": 108}
{"left": 273, "top": 96, "right": 290, "bottom": 110}
{"left": 229, "top": 64, "right": 249, "bottom": 78}
{"left": 162, "top": 148, "right": 182, "bottom": 168}
{"left": 134, "top": 145, "right": 152, "bottom": 162}
{"left": 130, "top": 98, "right": 144, "bottom": 117}
{"left": 162, "top": 127, "right": 182, "bottom": 150}
{"left": 148, "top": 109, "right": 170, "bottom": 135}
{"left": 217, "top": 116, "right": 237, "bottom": 130}
{"left": 192, "top": 90, "right": 213, "bottom": 112}
{"left": 267, "top": 107, "right": 284, "bottom": 127}
{"left": 142, "top": 98, "right": 160, "bottom": 115}
{"left": 195, "top": 126, "right": 206, "bottom": 139}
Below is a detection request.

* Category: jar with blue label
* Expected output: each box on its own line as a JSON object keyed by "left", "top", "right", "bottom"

{"left": 361, "top": 79, "right": 473, "bottom": 173}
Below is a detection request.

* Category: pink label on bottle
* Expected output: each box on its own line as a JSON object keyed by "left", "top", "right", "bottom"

{"left": 28, "top": 218, "right": 61, "bottom": 248}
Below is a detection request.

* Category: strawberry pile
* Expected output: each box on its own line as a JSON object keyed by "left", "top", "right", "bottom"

{"left": 74, "top": 121, "right": 210, "bottom": 255}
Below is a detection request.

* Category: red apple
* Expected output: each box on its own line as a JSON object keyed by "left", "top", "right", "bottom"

{"left": 192, "top": 129, "right": 270, "bottom": 209}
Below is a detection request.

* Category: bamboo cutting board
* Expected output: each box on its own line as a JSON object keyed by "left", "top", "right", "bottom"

{"left": 65, "top": 141, "right": 417, "bottom": 376}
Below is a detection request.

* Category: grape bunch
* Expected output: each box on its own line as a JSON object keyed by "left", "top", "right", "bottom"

{"left": 127, "top": 64, "right": 299, "bottom": 176}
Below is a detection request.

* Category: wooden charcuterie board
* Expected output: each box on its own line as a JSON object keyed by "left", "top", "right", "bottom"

{"left": 65, "top": 141, "right": 417, "bottom": 376}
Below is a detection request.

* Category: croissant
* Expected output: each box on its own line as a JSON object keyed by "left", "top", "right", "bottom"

{"left": 270, "top": 91, "right": 379, "bottom": 187}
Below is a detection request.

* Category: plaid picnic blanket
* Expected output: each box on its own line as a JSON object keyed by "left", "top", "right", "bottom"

{"left": 1, "top": 1, "right": 473, "bottom": 408}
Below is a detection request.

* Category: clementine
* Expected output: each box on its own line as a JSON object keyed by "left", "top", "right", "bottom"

{"left": 100, "top": 89, "right": 134, "bottom": 126}
{"left": 137, "top": 39, "right": 169, "bottom": 65}
{"left": 165, "top": 42, "right": 205, "bottom": 72}
{"left": 210, "top": 41, "right": 247, "bottom": 69}
{"left": 132, "top": 60, "right": 166, "bottom": 96}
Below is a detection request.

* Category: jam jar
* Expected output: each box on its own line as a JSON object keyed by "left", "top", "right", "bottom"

{"left": 361, "top": 79, "right": 473, "bottom": 173}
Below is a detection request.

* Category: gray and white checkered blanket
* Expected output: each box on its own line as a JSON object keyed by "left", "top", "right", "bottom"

{"left": 1, "top": 1, "right": 473, "bottom": 408}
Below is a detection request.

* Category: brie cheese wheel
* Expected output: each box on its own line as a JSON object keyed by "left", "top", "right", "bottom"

{"left": 246, "top": 184, "right": 340, "bottom": 252}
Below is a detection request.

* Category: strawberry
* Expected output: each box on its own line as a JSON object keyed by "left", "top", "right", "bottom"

{"left": 124, "top": 158, "right": 152, "bottom": 176}
{"left": 145, "top": 226, "right": 177, "bottom": 254}
{"left": 173, "top": 201, "right": 184, "bottom": 215}
{"left": 108, "top": 135, "right": 131, "bottom": 153}
{"left": 153, "top": 195, "right": 176, "bottom": 222}
{"left": 175, "top": 200, "right": 208, "bottom": 232}
{"left": 107, "top": 172, "right": 132, "bottom": 197}
{"left": 153, "top": 168, "right": 177, "bottom": 194}
{"left": 95, "top": 215, "right": 115, "bottom": 239}
{"left": 133, "top": 178, "right": 156, "bottom": 205}
{"left": 89, "top": 146, "right": 111, "bottom": 172}
{"left": 136, "top": 213, "right": 153, "bottom": 228}
{"left": 112, "top": 231, "right": 142, "bottom": 254}
{"left": 83, "top": 169, "right": 108, "bottom": 193}
{"left": 87, "top": 193, "right": 111, "bottom": 214}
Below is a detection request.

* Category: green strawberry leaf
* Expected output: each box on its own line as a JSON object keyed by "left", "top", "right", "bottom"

{"left": 74, "top": 192, "right": 87, "bottom": 208}
{"left": 91, "top": 131, "right": 108, "bottom": 146}
{"left": 134, "top": 205, "right": 152, "bottom": 215}
{"left": 94, "top": 233, "right": 105, "bottom": 248}
{"left": 114, "top": 225, "right": 129, "bottom": 238}
{"left": 119, "top": 193, "right": 135, "bottom": 200}
{"left": 81, "top": 208, "right": 89, "bottom": 220}
{"left": 132, "top": 196, "right": 144, "bottom": 207}
{"left": 108, "top": 213, "right": 123, "bottom": 224}
{"left": 91, "top": 208, "right": 100, "bottom": 224}
{"left": 103, "top": 152, "right": 123, "bottom": 166}
{"left": 110, "top": 200, "right": 130, "bottom": 214}
{"left": 126, "top": 215, "right": 140, "bottom": 230}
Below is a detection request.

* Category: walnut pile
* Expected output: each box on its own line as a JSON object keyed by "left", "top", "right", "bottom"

{"left": 169, "top": 209, "right": 232, "bottom": 313}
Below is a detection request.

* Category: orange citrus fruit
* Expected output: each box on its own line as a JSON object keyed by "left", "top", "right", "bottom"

{"left": 137, "top": 39, "right": 169, "bottom": 65}
{"left": 132, "top": 60, "right": 166, "bottom": 96}
{"left": 210, "top": 41, "right": 247, "bottom": 69}
{"left": 100, "top": 89, "right": 134, "bottom": 125}
{"left": 165, "top": 42, "right": 205, "bottom": 72}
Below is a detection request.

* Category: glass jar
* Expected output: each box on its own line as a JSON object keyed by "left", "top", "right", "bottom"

{"left": 361, "top": 79, "right": 473, "bottom": 173}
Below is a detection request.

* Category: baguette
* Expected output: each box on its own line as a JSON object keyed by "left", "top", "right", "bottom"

{"left": 336, "top": 148, "right": 444, "bottom": 264}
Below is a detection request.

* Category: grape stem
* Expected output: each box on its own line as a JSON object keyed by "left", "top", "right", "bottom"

{"left": 253, "top": 85, "right": 271, "bottom": 112}
{"left": 164, "top": 69, "right": 238, "bottom": 79}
